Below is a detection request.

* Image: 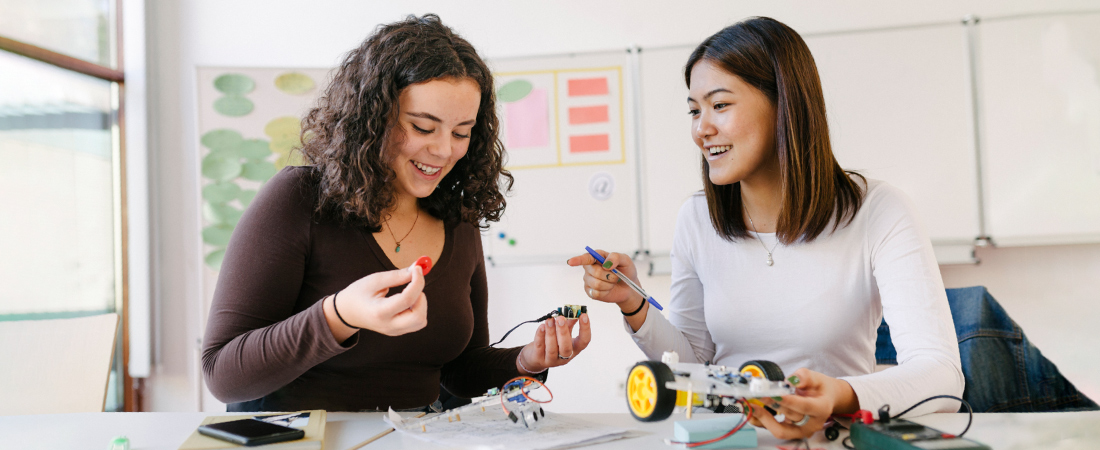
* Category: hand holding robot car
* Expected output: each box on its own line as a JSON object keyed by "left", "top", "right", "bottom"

{"left": 626, "top": 351, "right": 796, "bottom": 423}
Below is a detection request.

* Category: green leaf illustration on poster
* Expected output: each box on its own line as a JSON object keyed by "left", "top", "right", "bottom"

{"left": 214, "top": 74, "right": 255, "bottom": 95}
{"left": 241, "top": 160, "right": 277, "bottom": 181}
{"left": 497, "top": 79, "right": 533, "bottom": 103}
{"left": 203, "top": 202, "right": 244, "bottom": 227}
{"left": 201, "top": 153, "right": 242, "bottom": 182}
{"left": 237, "top": 189, "right": 258, "bottom": 208}
{"left": 201, "top": 129, "right": 244, "bottom": 151}
{"left": 239, "top": 139, "right": 272, "bottom": 160}
{"left": 202, "top": 181, "right": 242, "bottom": 204}
{"left": 202, "top": 224, "right": 234, "bottom": 246}
{"left": 275, "top": 72, "right": 316, "bottom": 95}
{"left": 265, "top": 116, "right": 307, "bottom": 169}
{"left": 214, "top": 95, "right": 254, "bottom": 117}
{"left": 205, "top": 248, "right": 226, "bottom": 271}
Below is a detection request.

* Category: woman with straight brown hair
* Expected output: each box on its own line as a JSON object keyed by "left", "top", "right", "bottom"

{"left": 569, "top": 17, "right": 962, "bottom": 439}
{"left": 203, "top": 14, "right": 590, "bottom": 413}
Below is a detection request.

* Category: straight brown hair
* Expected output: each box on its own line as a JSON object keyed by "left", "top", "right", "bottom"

{"left": 685, "top": 17, "right": 864, "bottom": 244}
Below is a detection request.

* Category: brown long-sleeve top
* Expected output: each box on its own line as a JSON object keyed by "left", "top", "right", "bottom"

{"left": 201, "top": 166, "right": 525, "bottom": 412}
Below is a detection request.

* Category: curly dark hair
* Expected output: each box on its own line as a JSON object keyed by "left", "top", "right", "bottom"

{"left": 300, "top": 14, "right": 512, "bottom": 230}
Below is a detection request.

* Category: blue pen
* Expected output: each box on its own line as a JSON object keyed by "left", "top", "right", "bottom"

{"left": 584, "top": 246, "right": 663, "bottom": 311}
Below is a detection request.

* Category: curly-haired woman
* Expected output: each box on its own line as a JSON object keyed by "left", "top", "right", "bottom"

{"left": 202, "top": 14, "right": 590, "bottom": 412}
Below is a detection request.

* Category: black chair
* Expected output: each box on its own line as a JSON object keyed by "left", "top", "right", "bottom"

{"left": 876, "top": 286, "right": 1098, "bottom": 412}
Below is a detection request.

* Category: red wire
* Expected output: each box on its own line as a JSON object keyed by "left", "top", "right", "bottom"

{"left": 499, "top": 376, "right": 553, "bottom": 414}
{"left": 667, "top": 400, "right": 754, "bottom": 448}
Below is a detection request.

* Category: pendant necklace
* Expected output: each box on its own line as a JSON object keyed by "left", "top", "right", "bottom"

{"left": 745, "top": 208, "right": 780, "bottom": 266}
{"left": 384, "top": 208, "right": 419, "bottom": 253}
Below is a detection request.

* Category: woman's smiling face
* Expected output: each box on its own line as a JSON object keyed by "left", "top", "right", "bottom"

{"left": 388, "top": 77, "right": 481, "bottom": 200}
{"left": 687, "top": 60, "right": 778, "bottom": 186}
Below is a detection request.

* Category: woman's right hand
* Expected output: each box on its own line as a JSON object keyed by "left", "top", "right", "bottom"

{"left": 325, "top": 264, "right": 428, "bottom": 341}
{"left": 566, "top": 249, "right": 641, "bottom": 306}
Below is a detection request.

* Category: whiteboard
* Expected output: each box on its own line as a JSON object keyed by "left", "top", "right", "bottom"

{"left": 637, "top": 46, "right": 699, "bottom": 256}
{"left": 806, "top": 25, "right": 979, "bottom": 244}
{"left": 640, "top": 24, "right": 981, "bottom": 258}
{"left": 483, "top": 51, "right": 639, "bottom": 264}
{"left": 978, "top": 13, "right": 1100, "bottom": 245}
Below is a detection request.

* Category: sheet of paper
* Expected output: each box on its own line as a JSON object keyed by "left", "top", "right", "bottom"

{"left": 391, "top": 409, "right": 628, "bottom": 450}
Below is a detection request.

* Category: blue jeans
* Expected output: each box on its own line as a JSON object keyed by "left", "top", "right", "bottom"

{"left": 876, "top": 286, "right": 1098, "bottom": 412}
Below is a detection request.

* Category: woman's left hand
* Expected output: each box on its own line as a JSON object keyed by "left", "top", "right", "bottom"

{"left": 516, "top": 313, "right": 592, "bottom": 374}
{"left": 747, "top": 368, "right": 859, "bottom": 439}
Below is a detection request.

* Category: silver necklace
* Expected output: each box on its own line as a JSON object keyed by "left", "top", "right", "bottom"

{"left": 745, "top": 209, "right": 780, "bottom": 266}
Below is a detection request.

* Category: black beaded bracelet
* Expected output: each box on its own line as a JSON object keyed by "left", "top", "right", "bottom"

{"left": 621, "top": 297, "right": 646, "bottom": 316}
{"left": 331, "top": 291, "right": 360, "bottom": 330}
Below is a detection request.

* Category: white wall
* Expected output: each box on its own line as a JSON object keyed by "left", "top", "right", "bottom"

{"left": 143, "top": 0, "right": 1100, "bottom": 412}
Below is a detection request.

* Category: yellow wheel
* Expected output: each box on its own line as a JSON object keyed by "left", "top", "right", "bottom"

{"left": 739, "top": 360, "right": 785, "bottom": 381}
{"left": 626, "top": 361, "right": 676, "bottom": 422}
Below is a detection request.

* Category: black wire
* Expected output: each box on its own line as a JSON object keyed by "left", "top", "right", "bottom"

{"left": 892, "top": 395, "right": 973, "bottom": 438}
{"left": 489, "top": 310, "right": 557, "bottom": 347}
{"left": 838, "top": 395, "right": 972, "bottom": 449}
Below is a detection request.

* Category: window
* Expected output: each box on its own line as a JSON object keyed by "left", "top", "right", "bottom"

{"left": 0, "top": 0, "right": 130, "bottom": 411}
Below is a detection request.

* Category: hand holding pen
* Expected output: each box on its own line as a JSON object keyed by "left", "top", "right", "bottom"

{"left": 566, "top": 247, "right": 663, "bottom": 312}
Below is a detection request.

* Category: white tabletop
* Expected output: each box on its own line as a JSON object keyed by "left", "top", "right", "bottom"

{"left": 1, "top": 410, "right": 1098, "bottom": 450}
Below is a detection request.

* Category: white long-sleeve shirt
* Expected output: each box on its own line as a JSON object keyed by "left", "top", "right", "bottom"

{"left": 629, "top": 179, "right": 964, "bottom": 417}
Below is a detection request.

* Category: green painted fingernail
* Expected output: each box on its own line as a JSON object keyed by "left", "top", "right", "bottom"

{"left": 772, "top": 396, "right": 783, "bottom": 401}
{"left": 602, "top": 261, "right": 613, "bottom": 269}
{"left": 788, "top": 375, "right": 800, "bottom": 385}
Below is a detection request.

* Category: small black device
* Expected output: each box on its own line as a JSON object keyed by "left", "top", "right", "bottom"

{"left": 198, "top": 418, "right": 305, "bottom": 446}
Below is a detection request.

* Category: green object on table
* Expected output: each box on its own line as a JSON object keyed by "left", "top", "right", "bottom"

{"left": 673, "top": 415, "right": 756, "bottom": 449}
{"left": 107, "top": 435, "right": 129, "bottom": 450}
{"left": 850, "top": 420, "right": 990, "bottom": 450}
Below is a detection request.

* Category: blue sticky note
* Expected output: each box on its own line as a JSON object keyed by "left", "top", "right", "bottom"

{"left": 673, "top": 415, "right": 757, "bottom": 449}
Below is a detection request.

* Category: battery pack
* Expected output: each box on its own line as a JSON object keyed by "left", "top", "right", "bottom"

{"left": 673, "top": 415, "right": 757, "bottom": 449}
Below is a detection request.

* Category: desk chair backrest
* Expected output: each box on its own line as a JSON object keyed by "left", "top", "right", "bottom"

{"left": 0, "top": 313, "right": 119, "bottom": 415}
{"left": 875, "top": 286, "right": 1098, "bottom": 413}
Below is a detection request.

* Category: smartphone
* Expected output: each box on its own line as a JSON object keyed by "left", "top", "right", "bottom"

{"left": 198, "top": 418, "right": 305, "bottom": 446}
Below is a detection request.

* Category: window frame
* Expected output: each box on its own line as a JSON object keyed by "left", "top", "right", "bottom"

{"left": 0, "top": 0, "right": 134, "bottom": 412}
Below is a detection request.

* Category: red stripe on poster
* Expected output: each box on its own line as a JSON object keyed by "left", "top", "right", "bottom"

{"left": 568, "top": 105, "right": 610, "bottom": 125}
{"left": 567, "top": 78, "right": 609, "bottom": 96}
{"left": 569, "top": 134, "right": 610, "bottom": 153}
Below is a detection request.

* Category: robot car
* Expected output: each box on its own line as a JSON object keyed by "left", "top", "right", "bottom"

{"left": 626, "top": 351, "right": 795, "bottom": 422}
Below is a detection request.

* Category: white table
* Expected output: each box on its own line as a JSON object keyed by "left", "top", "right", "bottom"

{"left": 2, "top": 410, "right": 1098, "bottom": 449}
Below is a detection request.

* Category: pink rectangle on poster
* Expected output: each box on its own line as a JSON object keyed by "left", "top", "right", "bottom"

{"left": 568, "top": 105, "right": 609, "bottom": 125}
{"left": 505, "top": 88, "right": 549, "bottom": 148}
{"left": 567, "top": 77, "right": 609, "bottom": 96}
{"left": 569, "top": 134, "right": 610, "bottom": 153}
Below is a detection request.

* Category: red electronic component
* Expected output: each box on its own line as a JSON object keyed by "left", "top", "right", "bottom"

{"left": 836, "top": 410, "right": 875, "bottom": 425}
{"left": 415, "top": 256, "right": 432, "bottom": 275}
